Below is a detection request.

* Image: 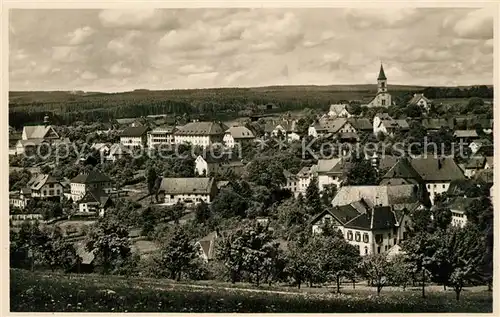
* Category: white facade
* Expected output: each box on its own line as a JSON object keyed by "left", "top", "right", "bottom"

{"left": 426, "top": 182, "right": 450, "bottom": 204}
{"left": 147, "top": 128, "right": 175, "bottom": 149}
{"left": 317, "top": 174, "right": 342, "bottom": 192}
{"left": 312, "top": 214, "right": 398, "bottom": 256}
{"left": 70, "top": 182, "right": 113, "bottom": 201}
{"left": 287, "top": 132, "right": 301, "bottom": 142}
{"left": 175, "top": 135, "right": 216, "bottom": 147}
{"left": 223, "top": 134, "right": 236, "bottom": 148}
{"left": 31, "top": 183, "right": 63, "bottom": 199}
{"left": 163, "top": 193, "right": 211, "bottom": 206}
{"left": 120, "top": 136, "right": 145, "bottom": 149}
{"left": 195, "top": 156, "right": 209, "bottom": 176}
{"left": 451, "top": 210, "right": 467, "bottom": 228}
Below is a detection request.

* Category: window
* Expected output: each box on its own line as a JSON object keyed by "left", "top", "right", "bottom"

{"left": 347, "top": 231, "right": 353, "bottom": 241}
{"left": 394, "top": 238, "right": 397, "bottom": 245}
{"left": 355, "top": 232, "right": 361, "bottom": 242}
{"left": 381, "top": 82, "right": 385, "bottom": 88}
{"left": 363, "top": 233, "right": 369, "bottom": 243}
{"left": 385, "top": 245, "right": 388, "bottom": 251}
{"left": 49, "top": 184, "right": 54, "bottom": 188}
{"left": 381, "top": 99, "right": 386, "bottom": 106}
{"left": 388, "top": 233, "right": 391, "bottom": 239}
{"left": 375, "top": 234, "right": 383, "bottom": 244}
{"left": 377, "top": 246, "right": 381, "bottom": 254}
{"left": 49, "top": 190, "right": 54, "bottom": 196}
{"left": 403, "top": 232, "right": 408, "bottom": 240}
{"left": 364, "top": 247, "right": 368, "bottom": 255}
{"left": 442, "top": 184, "right": 446, "bottom": 189}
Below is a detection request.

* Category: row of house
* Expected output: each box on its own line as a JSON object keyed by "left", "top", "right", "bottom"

{"left": 119, "top": 121, "right": 256, "bottom": 150}
{"left": 283, "top": 155, "right": 467, "bottom": 205}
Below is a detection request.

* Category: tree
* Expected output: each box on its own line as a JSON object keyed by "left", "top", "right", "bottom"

{"left": 387, "top": 253, "right": 413, "bottom": 290}
{"left": 321, "top": 184, "right": 337, "bottom": 206}
{"left": 284, "top": 241, "right": 311, "bottom": 289}
{"left": 468, "top": 97, "right": 484, "bottom": 108}
{"left": 345, "top": 157, "right": 378, "bottom": 185}
{"left": 158, "top": 226, "right": 198, "bottom": 281}
{"left": 85, "top": 220, "right": 133, "bottom": 275}
{"left": 146, "top": 166, "right": 158, "bottom": 197}
{"left": 305, "top": 176, "right": 322, "bottom": 215}
{"left": 194, "top": 200, "right": 211, "bottom": 223}
{"left": 141, "top": 207, "right": 156, "bottom": 237}
{"left": 210, "top": 187, "right": 248, "bottom": 218}
{"left": 42, "top": 227, "right": 80, "bottom": 272}
{"left": 10, "top": 221, "right": 50, "bottom": 271}
{"left": 360, "top": 253, "right": 391, "bottom": 295}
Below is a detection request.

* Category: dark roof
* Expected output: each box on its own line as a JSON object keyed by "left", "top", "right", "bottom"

{"left": 377, "top": 64, "right": 387, "bottom": 80}
{"left": 331, "top": 204, "right": 363, "bottom": 224}
{"left": 344, "top": 213, "right": 371, "bottom": 230}
{"left": 474, "top": 169, "right": 494, "bottom": 184}
{"left": 381, "top": 158, "right": 423, "bottom": 183}
{"left": 71, "top": 171, "right": 112, "bottom": 184}
{"left": 421, "top": 118, "right": 454, "bottom": 130}
{"left": 410, "top": 157, "right": 465, "bottom": 182}
{"left": 121, "top": 126, "right": 149, "bottom": 137}
{"left": 79, "top": 189, "right": 111, "bottom": 206}
{"left": 408, "top": 94, "right": 431, "bottom": 106}
{"left": 371, "top": 206, "right": 398, "bottom": 230}
{"left": 348, "top": 118, "right": 372, "bottom": 131}
{"left": 464, "top": 156, "right": 486, "bottom": 169}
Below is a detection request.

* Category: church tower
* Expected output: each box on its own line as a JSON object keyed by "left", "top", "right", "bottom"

{"left": 377, "top": 63, "right": 387, "bottom": 94}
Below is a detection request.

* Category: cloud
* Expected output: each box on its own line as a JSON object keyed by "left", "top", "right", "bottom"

{"left": 108, "top": 62, "right": 132, "bottom": 76}
{"left": 51, "top": 45, "right": 91, "bottom": 63}
{"left": 107, "top": 30, "right": 142, "bottom": 56}
{"left": 178, "top": 64, "right": 214, "bottom": 74}
{"left": 67, "top": 26, "right": 95, "bottom": 45}
{"left": 452, "top": 8, "right": 493, "bottom": 39}
{"left": 98, "top": 9, "right": 180, "bottom": 30}
{"left": 81, "top": 71, "right": 97, "bottom": 80}
{"left": 344, "top": 8, "right": 422, "bottom": 29}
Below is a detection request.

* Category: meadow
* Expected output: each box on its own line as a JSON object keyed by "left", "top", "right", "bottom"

{"left": 10, "top": 269, "right": 493, "bottom": 313}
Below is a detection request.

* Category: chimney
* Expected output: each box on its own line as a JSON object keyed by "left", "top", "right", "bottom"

{"left": 43, "top": 114, "right": 50, "bottom": 126}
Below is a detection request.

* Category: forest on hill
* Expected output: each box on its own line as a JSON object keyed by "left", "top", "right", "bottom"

{"left": 8, "top": 84, "right": 492, "bottom": 128}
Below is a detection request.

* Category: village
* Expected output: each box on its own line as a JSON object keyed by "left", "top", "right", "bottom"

{"left": 8, "top": 64, "right": 494, "bottom": 295}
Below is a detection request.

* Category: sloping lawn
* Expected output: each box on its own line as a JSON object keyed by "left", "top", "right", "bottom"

{"left": 10, "top": 269, "right": 492, "bottom": 313}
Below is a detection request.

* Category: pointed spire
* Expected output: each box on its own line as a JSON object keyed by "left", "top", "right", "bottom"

{"left": 377, "top": 63, "right": 387, "bottom": 80}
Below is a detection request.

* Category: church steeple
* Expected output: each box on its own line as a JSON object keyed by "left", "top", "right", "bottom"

{"left": 377, "top": 63, "right": 387, "bottom": 80}
{"left": 377, "top": 63, "right": 387, "bottom": 94}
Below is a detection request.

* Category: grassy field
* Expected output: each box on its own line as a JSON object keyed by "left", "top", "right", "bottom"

{"left": 10, "top": 269, "right": 492, "bottom": 313}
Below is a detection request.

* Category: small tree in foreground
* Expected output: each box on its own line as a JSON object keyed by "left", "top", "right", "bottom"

{"left": 360, "top": 253, "right": 391, "bottom": 295}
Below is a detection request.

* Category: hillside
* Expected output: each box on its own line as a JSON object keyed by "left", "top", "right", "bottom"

{"left": 10, "top": 269, "right": 492, "bottom": 313}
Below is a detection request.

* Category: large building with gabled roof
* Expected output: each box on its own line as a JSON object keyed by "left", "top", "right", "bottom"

{"left": 70, "top": 170, "right": 113, "bottom": 201}
{"left": 174, "top": 121, "right": 228, "bottom": 147}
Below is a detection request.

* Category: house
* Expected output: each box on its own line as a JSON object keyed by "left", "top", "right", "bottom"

{"left": 311, "top": 202, "right": 402, "bottom": 256}
{"left": 421, "top": 118, "right": 454, "bottom": 132}
{"left": 174, "top": 121, "right": 228, "bottom": 147}
{"left": 447, "top": 197, "right": 476, "bottom": 228}
{"left": 272, "top": 120, "right": 300, "bottom": 142}
{"left": 328, "top": 104, "right": 352, "bottom": 118}
{"left": 364, "top": 64, "right": 392, "bottom": 108}
{"left": 157, "top": 177, "right": 218, "bottom": 206}
{"left": 195, "top": 231, "right": 220, "bottom": 262}
{"left": 147, "top": 126, "right": 176, "bottom": 149}
{"left": 194, "top": 153, "right": 246, "bottom": 177}
{"left": 70, "top": 171, "right": 113, "bottom": 201}
{"left": 308, "top": 118, "right": 357, "bottom": 138}
{"left": 9, "top": 187, "right": 33, "bottom": 209}
{"left": 453, "top": 130, "right": 480, "bottom": 144}
{"left": 78, "top": 189, "right": 114, "bottom": 217}
{"left": 461, "top": 156, "right": 488, "bottom": 178}
{"left": 373, "top": 113, "right": 409, "bottom": 136}
{"left": 409, "top": 156, "right": 466, "bottom": 204}
{"left": 106, "top": 143, "right": 133, "bottom": 162}
{"left": 331, "top": 184, "right": 422, "bottom": 212}
{"left": 348, "top": 118, "right": 373, "bottom": 134}
{"left": 407, "top": 93, "right": 432, "bottom": 111}
{"left": 469, "top": 139, "right": 492, "bottom": 155}
{"left": 223, "top": 126, "right": 256, "bottom": 148}
{"left": 283, "top": 170, "right": 299, "bottom": 194}
{"left": 379, "top": 157, "right": 424, "bottom": 186}
{"left": 16, "top": 118, "right": 67, "bottom": 155}
{"left": 314, "top": 158, "right": 348, "bottom": 191}
{"left": 120, "top": 126, "right": 149, "bottom": 149}
{"left": 24, "top": 174, "right": 64, "bottom": 200}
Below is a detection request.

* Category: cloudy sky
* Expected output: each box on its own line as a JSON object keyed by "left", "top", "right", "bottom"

{"left": 9, "top": 7, "right": 493, "bottom": 92}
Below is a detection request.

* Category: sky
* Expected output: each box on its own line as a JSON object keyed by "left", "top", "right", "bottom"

{"left": 9, "top": 7, "right": 494, "bottom": 92}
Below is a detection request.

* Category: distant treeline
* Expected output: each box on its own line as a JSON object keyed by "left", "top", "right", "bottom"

{"left": 422, "top": 85, "right": 492, "bottom": 99}
{"left": 8, "top": 85, "right": 491, "bottom": 128}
